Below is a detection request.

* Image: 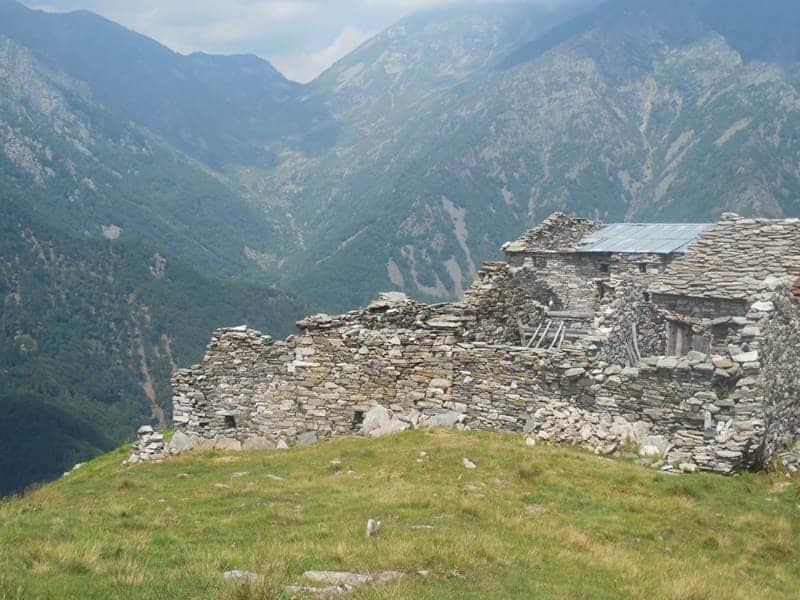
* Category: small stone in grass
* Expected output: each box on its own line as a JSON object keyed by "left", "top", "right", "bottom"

{"left": 366, "top": 518, "right": 382, "bottom": 537}
{"left": 462, "top": 457, "right": 477, "bottom": 469}
{"left": 223, "top": 570, "right": 263, "bottom": 584}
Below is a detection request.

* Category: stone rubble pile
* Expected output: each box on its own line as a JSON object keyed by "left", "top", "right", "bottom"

{"left": 503, "top": 212, "right": 601, "bottom": 254}
{"left": 528, "top": 404, "right": 651, "bottom": 455}
{"left": 778, "top": 448, "right": 800, "bottom": 472}
{"left": 124, "top": 426, "right": 167, "bottom": 464}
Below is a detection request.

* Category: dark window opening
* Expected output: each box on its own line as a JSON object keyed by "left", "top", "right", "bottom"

{"left": 643, "top": 291, "right": 651, "bottom": 303}
{"left": 597, "top": 281, "right": 606, "bottom": 300}
{"left": 352, "top": 410, "right": 365, "bottom": 429}
{"left": 600, "top": 263, "right": 610, "bottom": 274}
{"left": 638, "top": 262, "right": 648, "bottom": 274}
{"left": 224, "top": 415, "right": 237, "bottom": 429}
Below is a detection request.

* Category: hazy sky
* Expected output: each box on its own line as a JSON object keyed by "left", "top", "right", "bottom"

{"left": 26, "top": 0, "right": 545, "bottom": 82}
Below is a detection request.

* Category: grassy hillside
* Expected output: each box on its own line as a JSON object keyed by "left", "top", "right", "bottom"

{"left": 0, "top": 430, "right": 797, "bottom": 599}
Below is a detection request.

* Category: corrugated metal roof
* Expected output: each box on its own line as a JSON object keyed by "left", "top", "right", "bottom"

{"left": 575, "top": 223, "right": 712, "bottom": 254}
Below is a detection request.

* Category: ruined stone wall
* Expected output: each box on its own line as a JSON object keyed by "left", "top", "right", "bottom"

{"left": 502, "top": 253, "right": 607, "bottom": 312}
{"left": 762, "top": 289, "right": 800, "bottom": 457}
{"left": 171, "top": 214, "right": 800, "bottom": 475}
{"left": 598, "top": 281, "right": 667, "bottom": 365}
{"left": 461, "top": 262, "right": 549, "bottom": 344}
{"left": 173, "top": 309, "right": 768, "bottom": 474}
{"left": 652, "top": 294, "right": 750, "bottom": 318}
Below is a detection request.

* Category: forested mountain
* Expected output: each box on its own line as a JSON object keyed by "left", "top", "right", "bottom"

{"left": 0, "top": 194, "right": 311, "bottom": 496}
{"left": 2, "top": 0, "right": 800, "bottom": 493}
{"left": 255, "top": 0, "right": 800, "bottom": 309}
{"left": 0, "top": 0, "right": 334, "bottom": 167}
{"left": 0, "top": 0, "right": 314, "bottom": 494}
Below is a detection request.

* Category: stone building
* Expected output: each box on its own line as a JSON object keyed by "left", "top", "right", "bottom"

{"left": 171, "top": 212, "right": 800, "bottom": 474}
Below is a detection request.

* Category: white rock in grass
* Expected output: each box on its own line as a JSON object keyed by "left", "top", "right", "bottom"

{"left": 366, "top": 519, "right": 382, "bottom": 537}
{"left": 285, "top": 585, "right": 348, "bottom": 597}
{"left": 304, "top": 571, "right": 372, "bottom": 586}
{"left": 223, "top": 570, "right": 263, "bottom": 584}
{"left": 462, "top": 457, "right": 477, "bottom": 469}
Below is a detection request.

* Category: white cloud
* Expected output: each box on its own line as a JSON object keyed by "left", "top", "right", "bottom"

{"left": 196, "top": 2, "right": 319, "bottom": 44}
{"left": 271, "top": 24, "right": 375, "bottom": 82}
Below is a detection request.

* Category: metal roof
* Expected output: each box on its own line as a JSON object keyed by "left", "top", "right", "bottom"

{"left": 575, "top": 223, "right": 712, "bottom": 254}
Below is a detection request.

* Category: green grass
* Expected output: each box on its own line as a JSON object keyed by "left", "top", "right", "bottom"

{"left": 1, "top": 430, "right": 798, "bottom": 599}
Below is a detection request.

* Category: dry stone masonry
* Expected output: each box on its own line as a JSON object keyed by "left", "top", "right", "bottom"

{"left": 170, "top": 213, "right": 800, "bottom": 474}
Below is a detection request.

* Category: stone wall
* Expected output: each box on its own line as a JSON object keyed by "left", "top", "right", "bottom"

{"left": 598, "top": 280, "right": 667, "bottom": 365}
{"left": 762, "top": 289, "right": 800, "bottom": 456}
{"left": 173, "top": 293, "right": 772, "bottom": 474}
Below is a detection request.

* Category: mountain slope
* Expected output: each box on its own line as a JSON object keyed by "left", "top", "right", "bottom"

{"left": 0, "top": 13, "right": 317, "bottom": 494}
{"left": 0, "top": 32, "right": 303, "bottom": 279}
{"left": 0, "top": 192, "right": 313, "bottom": 495}
{"left": 0, "top": 0, "right": 335, "bottom": 167}
{"left": 250, "top": 0, "right": 800, "bottom": 310}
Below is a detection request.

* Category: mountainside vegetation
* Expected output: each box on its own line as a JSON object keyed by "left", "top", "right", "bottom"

{"left": 0, "top": 192, "right": 312, "bottom": 496}
{"left": 256, "top": 0, "right": 800, "bottom": 310}
{"left": 0, "top": 431, "right": 798, "bottom": 598}
{"left": 2, "top": 0, "right": 800, "bottom": 494}
{"left": 0, "top": 1, "right": 318, "bottom": 494}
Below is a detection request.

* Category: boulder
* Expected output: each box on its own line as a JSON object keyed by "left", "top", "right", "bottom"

{"left": 564, "top": 367, "right": 586, "bottom": 379}
{"left": 639, "top": 435, "right": 669, "bottom": 456}
{"left": 303, "top": 572, "right": 372, "bottom": 587}
{"left": 223, "top": 570, "right": 263, "bottom": 584}
{"left": 297, "top": 431, "right": 318, "bottom": 446}
{"left": 631, "top": 421, "right": 652, "bottom": 444}
{"left": 732, "top": 351, "right": 759, "bottom": 363}
{"left": 368, "top": 418, "right": 410, "bottom": 438}
{"left": 750, "top": 301, "right": 774, "bottom": 313}
{"left": 362, "top": 405, "right": 392, "bottom": 435}
{"left": 656, "top": 357, "right": 678, "bottom": 370}
{"left": 640, "top": 445, "right": 662, "bottom": 458}
{"left": 167, "top": 431, "right": 199, "bottom": 454}
{"left": 712, "top": 357, "right": 735, "bottom": 369}
{"left": 242, "top": 436, "right": 275, "bottom": 451}
{"left": 215, "top": 437, "right": 242, "bottom": 452}
{"left": 423, "top": 411, "right": 462, "bottom": 429}
{"left": 197, "top": 437, "right": 217, "bottom": 450}
{"left": 366, "top": 519, "right": 381, "bottom": 537}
